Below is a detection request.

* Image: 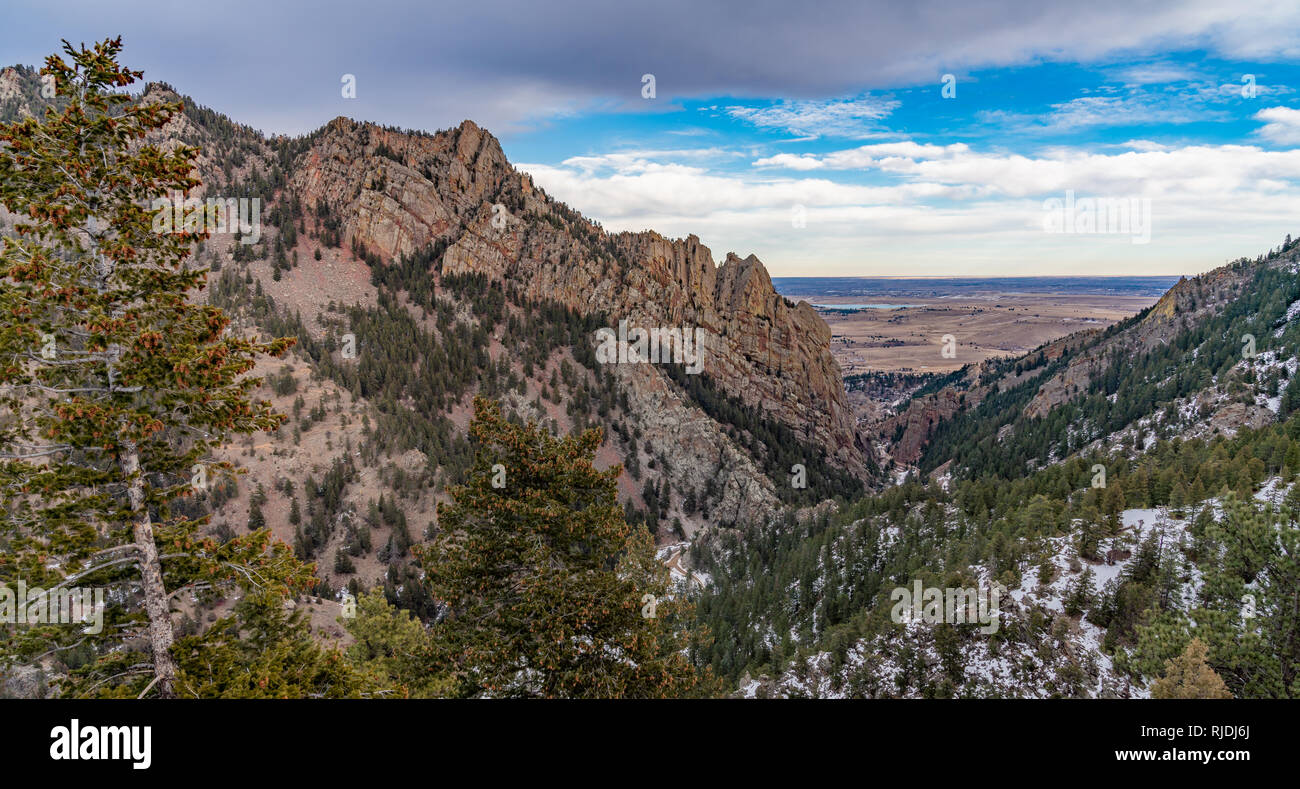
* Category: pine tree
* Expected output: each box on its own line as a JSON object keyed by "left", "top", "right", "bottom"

{"left": 1077, "top": 505, "right": 1102, "bottom": 560}
{"left": 1128, "top": 493, "right": 1300, "bottom": 697}
{"left": 1102, "top": 483, "right": 1126, "bottom": 535}
{"left": 416, "top": 397, "right": 701, "bottom": 698}
{"left": 170, "top": 590, "right": 369, "bottom": 698}
{"left": 1188, "top": 474, "right": 1207, "bottom": 508}
{"left": 1063, "top": 567, "right": 1096, "bottom": 617}
{"left": 343, "top": 589, "right": 453, "bottom": 698}
{"left": 0, "top": 39, "right": 305, "bottom": 697}
{"left": 332, "top": 550, "right": 354, "bottom": 574}
{"left": 1150, "top": 638, "right": 1233, "bottom": 699}
{"left": 1169, "top": 472, "right": 1190, "bottom": 516}
{"left": 247, "top": 502, "right": 265, "bottom": 530}
{"left": 1282, "top": 374, "right": 1300, "bottom": 417}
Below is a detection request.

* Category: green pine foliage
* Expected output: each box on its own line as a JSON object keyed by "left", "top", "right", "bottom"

{"left": 343, "top": 588, "right": 453, "bottom": 698}
{"left": 416, "top": 397, "right": 704, "bottom": 698}
{"left": 693, "top": 400, "right": 1300, "bottom": 693}
{"left": 1121, "top": 491, "right": 1300, "bottom": 698}
{"left": 921, "top": 261, "right": 1300, "bottom": 479}
{"left": 0, "top": 38, "right": 311, "bottom": 698}
{"left": 168, "top": 590, "right": 371, "bottom": 698}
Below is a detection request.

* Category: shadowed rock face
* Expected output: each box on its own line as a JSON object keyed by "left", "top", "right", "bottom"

{"left": 290, "top": 117, "right": 869, "bottom": 479}
{"left": 884, "top": 387, "right": 971, "bottom": 466}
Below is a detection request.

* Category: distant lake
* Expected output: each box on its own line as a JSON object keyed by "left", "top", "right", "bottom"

{"left": 774, "top": 276, "right": 1182, "bottom": 300}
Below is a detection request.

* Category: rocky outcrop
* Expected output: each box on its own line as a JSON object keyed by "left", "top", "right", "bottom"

{"left": 611, "top": 362, "right": 780, "bottom": 532}
{"left": 290, "top": 118, "right": 497, "bottom": 261}
{"left": 290, "top": 119, "right": 869, "bottom": 479}
{"left": 882, "top": 386, "right": 972, "bottom": 466}
{"left": 1208, "top": 401, "right": 1275, "bottom": 434}
{"left": 0, "top": 664, "right": 48, "bottom": 699}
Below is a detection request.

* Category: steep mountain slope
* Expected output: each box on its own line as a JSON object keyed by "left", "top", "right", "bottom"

{"left": 0, "top": 68, "right": 874, "bottom": 608}
{"left": 737, "top": 481, "right": 1292, "bottom": 699}
{"left": 694, "top": 239, "right": 1300, "bottom": 697}
{"left": 289, "top": 116, "right": 869, "bottom": 479}
{"left": 882, "top": 244, "right": 1300, "bottom": 481}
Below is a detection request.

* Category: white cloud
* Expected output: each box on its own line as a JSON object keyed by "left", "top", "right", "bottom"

{"left": 1109, "top": 63, "right": 1199, "bottom": 85}
{"left": 756, "top": 140, "right": 1300, "bottom": 198}
{"left": 724, "top": 96, "right": 901, "bottom": 139}
{"left": 1212, "top": 80, "right": 1292, "bottom": 99}
{"left": 519, "top": 160, "right": 954, "bottom": 222}
{"left": 752, "top": 153, "right": 825, "bottom": 170}
{"left": 557, "top": 148, "right": 742, "bottom": 173}
{"left": 1117, "top": 140, "right": 1171, "bottom": 152}
{"left": 1255, "top": 106, "right": 1300, "bottom": 145}
{"left": 985, "top": 93, "right": 1229, "bottom": 133}
{"left": 520, "top": 136, "right": 1300, "bottom": 276}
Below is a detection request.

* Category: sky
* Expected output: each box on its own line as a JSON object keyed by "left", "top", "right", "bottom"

{"left": 4, "top": 0, "right": 1300, "bottom": 276}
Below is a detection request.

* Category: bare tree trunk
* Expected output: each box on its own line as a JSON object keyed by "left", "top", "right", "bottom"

{"left": 120, "top": 440, "right": 177, "bottom": 698}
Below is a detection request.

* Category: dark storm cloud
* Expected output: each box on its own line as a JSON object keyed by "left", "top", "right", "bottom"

{"left": 2, "top": 0, "right": 1295, "bottom": 136}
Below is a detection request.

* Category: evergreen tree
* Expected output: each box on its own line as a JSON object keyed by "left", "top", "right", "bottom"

{"left": 343, "top": 589, "right": 452, "bottom": 698}
{"left": 1282, "top": 374, "right": 1300, "bottom": 417}
{"left": 1102, "top": 483, "right": 1126, "bottom": 534}
{"left": 416, "top": 397, "right": 701, "bottom": 698}
{"left": 1126, "top": 493, "right": 1300, "bottom": 697}
{"left": 0, "top": 39, "right": 302, "bottom": 697}
{"left": 1077, "top": 506, "right": 1102, "bottom": 560}
{"left": 1150, "top": 638, "right": 1233, "bottom": 699}
{"left": 170, "top": 590, "right": 370, "bottom": 698}
{"left": 1063, "top": 567, "right": 1096, "bottom": 618}
{"left": 1168, "top": 472, "right": 1190, "bottom": 516}
{"left": 247, "top": 502, "right": 265, "bottom": 531}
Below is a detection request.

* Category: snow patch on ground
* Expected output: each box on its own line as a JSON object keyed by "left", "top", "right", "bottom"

{"left": 742, "top": 479, "right": 1298, "bottom": 699}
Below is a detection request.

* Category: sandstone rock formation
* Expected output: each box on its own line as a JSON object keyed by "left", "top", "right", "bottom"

{"left": 289, "top": 118, "right": 869, "bottom": 479}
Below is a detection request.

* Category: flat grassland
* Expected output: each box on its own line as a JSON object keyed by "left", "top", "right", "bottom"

{"left": 773, "top": 277, "right": 1178, "bottom": 376}
{"left": 818, "top": 294, "right": 1156, "bottom": 374}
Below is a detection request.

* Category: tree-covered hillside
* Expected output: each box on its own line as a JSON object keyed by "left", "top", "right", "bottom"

{"left": 691, "top": 245, "right": 1300, "bottom": 697}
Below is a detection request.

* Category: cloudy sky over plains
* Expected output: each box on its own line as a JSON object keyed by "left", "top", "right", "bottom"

{"left": 5, "top": 0, "right": 1300, "bottom": 275}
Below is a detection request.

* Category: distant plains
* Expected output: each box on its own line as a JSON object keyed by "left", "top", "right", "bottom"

{"left": 773, "top": 276, "right": 1181, "bottom": 375}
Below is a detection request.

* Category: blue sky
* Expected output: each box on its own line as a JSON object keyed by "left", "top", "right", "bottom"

{"left": 4, "top": 1, "right": 1300, "bottom": 276}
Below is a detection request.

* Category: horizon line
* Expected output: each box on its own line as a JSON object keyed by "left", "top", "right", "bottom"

{"left": 770, "top": 273, "right": 1190, "bottom": 279}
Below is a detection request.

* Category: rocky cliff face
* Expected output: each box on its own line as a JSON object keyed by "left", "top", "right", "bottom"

{"left": 0, "top": 77, "right": 867, "bottom": 548}
{"left": 290, "top": 118, "right": 502, "bottom": 261}
{"left": 289, "top": 118, "right": 868, "bottom": 479}
{"left": 884, "top": 386, "right": 972, "bottom": 466}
